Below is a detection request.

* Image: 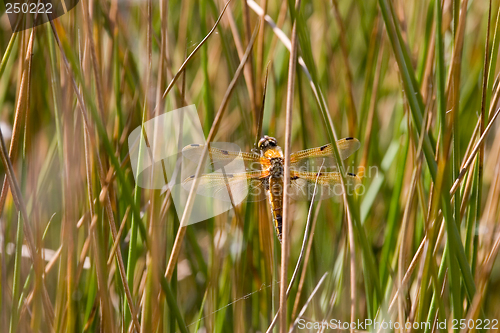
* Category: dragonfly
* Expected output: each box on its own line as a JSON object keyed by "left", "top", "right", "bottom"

{"left": 181, "top": 135, "right": 361, "bottom": 243}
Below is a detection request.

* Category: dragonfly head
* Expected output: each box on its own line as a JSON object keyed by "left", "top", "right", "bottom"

{"left": 258, "top": 135, "right": 278, "bottom": 152}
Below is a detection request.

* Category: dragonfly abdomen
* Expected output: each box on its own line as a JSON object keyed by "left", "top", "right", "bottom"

{"left": 268, "top": 176, "right": 284, "bottom": 243}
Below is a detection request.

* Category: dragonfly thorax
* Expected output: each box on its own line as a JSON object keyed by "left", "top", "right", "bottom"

{"left": 269, "top": 158, "right": 284, "bottom": 178}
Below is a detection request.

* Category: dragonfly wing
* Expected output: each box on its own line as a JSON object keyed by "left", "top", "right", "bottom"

{"left": 287, "top": 170, "right": 361, "bottom": 201}
{"left": 182, "top": 170, "right": 268, "bottom": 203}
{"left": 182, "top": 143, "right": 263, "bottom": 171}
{"left": 290, "top": 138, "right": 360, "bottom": 170}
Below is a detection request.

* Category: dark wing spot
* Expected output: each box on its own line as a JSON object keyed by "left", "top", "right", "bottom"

{"left": 345, "top": 137, "right": 353, "bottom": 140}
{"left": 221, "top": 150, "right": 229, "bottom": 155}
{"left": 320, "top": 144, "right": 329, "bottom": 151}
{"left": 347, "top": 172, "right": 356, "bottom": 176}
{"left": 190, "top": 143, "right": 200, "bottom": 147}
{"left": 316, "top": 172, "right": 322, "bottom": 177}
{"left": 189, "top": 175, "right": 195, "bottom": 179}
{"left": 291, "top": 176, "right": 299, "bottom": 180}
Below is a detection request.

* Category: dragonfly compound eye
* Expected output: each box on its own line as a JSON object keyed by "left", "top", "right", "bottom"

{"left": 258, "top": 136, "right": 278, "bottom": 150}
{"left": 258, "top": 137, "right": 267, "bottom": 149}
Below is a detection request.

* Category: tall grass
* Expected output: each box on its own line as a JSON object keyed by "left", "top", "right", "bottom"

{"left": 1, "top": 0, "right": 500, "bottom": 332}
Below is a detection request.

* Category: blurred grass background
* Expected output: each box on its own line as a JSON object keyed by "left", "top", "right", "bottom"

{"left": 1, "top": 0, "right": 500, "bottom": 332}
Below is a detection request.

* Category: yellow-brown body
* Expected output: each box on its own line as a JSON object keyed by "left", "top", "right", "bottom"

{"left": 258, "top": 136, "right": 285, "bottom": 242}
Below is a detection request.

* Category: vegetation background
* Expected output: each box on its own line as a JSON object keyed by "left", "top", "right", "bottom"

{"left": 1, "top": 0, "right": 500, "bottom": 332}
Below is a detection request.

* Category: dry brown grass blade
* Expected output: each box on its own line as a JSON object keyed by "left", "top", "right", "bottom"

{"left": 280, "top": 1, "right": 300, "bottom": 331}
{"left": 241, "top": 0, "right": 256, "bottom": 114}
{"left": 445, "top": 0, "right": 469, "bottom": 101}
{"left": 361, "top": 39, "right": 384, "bottom": 170}
{"left": 260, "top": 1, "right": 287, "bottom": 84}
{"left": 254, "top": 63, "right": 269, "bottom": 147}
{"left": 227, "top": 1, "right": 257, "bottom": 122}
{"left": 107, "top": 207, "right": 132, "bottom": 265}
{"left": 288, "top": 273, "right": 328, "bottom": 333}
{"left": 387, "top": 235, "right": 426, "bottom": 313}
{"left": 44, "top": 245, "right": 63, "bottom": 275}
{"left": 332, "top": 0, "right": 358, "bottom": 135}
{"left": 397, "top": 166, "right": 419, "bottom": 327}
{"left": 421, "top": 23, "right": 436, "bottom": 102}
{"left": 255, "top": 0, "right": 268, "bottom": 110}
{"left": 81, "top": 0, "right": 106, "bottom": 121}
{"left": 481, "top": 146, "right": 500, "bottom": 252}
{"left": 165, "top": 19, "right": 261, "bottom": 281}
{"left": 345, "top": 202, "right": 357, "bottom": 333}
{"left": 290, "top": 200, "right": 321, "bottom": 320}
